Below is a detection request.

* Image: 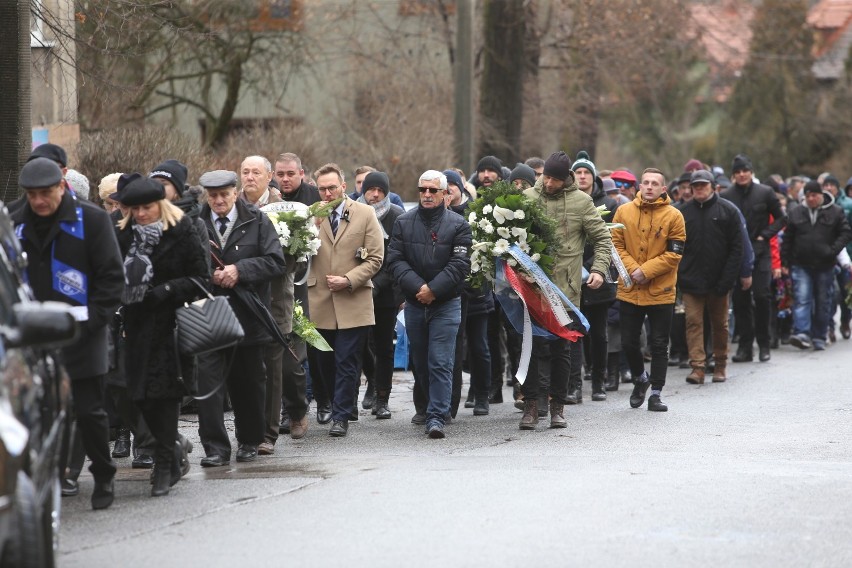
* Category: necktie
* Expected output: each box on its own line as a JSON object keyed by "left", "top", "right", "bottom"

{"left": 217, "top": 217, "right": 228, "bottom": 235}
{"left": 330, "top": 211, "right": 339, "bottom": 236}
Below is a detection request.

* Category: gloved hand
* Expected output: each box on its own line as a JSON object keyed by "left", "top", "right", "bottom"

{"left": 145, "top": 283, "right": 173, "bottom": 306}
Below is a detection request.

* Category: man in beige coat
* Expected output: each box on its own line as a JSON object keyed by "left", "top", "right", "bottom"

{"left": 308, "top": 163, "right": 384, "bottom": 437}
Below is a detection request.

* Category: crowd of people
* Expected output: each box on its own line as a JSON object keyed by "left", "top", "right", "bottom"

{"left": 12, "top": 141, "right": 852, "bottom": 509}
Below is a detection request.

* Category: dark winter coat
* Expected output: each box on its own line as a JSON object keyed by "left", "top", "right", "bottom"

{"left": 116, "top": 216, "right": 210, "bottom": 400}
{"left": 200, "top": 199, "right": 287, "bottom": 345}
{"left": 387, "top": 206, "right": 472, "bottom": 306}
{"left": 372, "top": 204, "right": 406, "bottom": 309}
{"left": 721, "top": 181, "right": 786, "bottom": 267}
{"left": 13, "top": 191, "right": 124, "bottom": 379}
{"left": 282, "top": 180, "right": 321, "bottom": 207}
{"left": 581, "top": 182, "right": 619, "bottom": 306}
{"left": 781, "top": 194, "right": 852, "bottom": 270}
{"left": 676, "top": 193, "right": 744, "bottom": 296}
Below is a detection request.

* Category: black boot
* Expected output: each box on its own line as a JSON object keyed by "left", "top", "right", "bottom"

{"left": 565, "top": 376, "right": 583, "bottom": 405}
{"left": 362, "top": 380, "right": 375, "bottom": 409}
{"left": 473, "top": 392, "right": 489, "bottom": 416}
{"left": 151, "top": 463, "right": 171, "bottom": 497}
{"left": 464, "top": 386, "right": 475, "bottom": 409}
{"left": 604, "top": 353, "right": 619, "bottom": 391}
{"left": 112, "top": 427, "right": 131, "bottom": 458}
{"left": 591, "top": 374, "right": 607, "bottom": 401}
{"left": 374, "top": 391, "right": 391, "bottom": 419}
{"left": 488, "top": 381, "right": 503, "bottom": 404}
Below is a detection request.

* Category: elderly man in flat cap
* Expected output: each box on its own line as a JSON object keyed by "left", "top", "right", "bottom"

{"left": 13, "top": 158, "right": 125, "bottom": 510}
{"left": 194, "top": 170, "right": 286, "bottom": 466}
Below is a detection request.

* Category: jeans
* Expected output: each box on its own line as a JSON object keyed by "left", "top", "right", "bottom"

{"left": 791, "top": 265, "right": 835, "bottom": 341}
{"left": 620, "top": 302, "right": 674, "bottom": 391}
{"left": 406, "top": 298, "right": 461, "bottom": 427}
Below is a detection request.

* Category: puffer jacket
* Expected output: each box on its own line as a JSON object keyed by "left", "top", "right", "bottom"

{"left": 612, "top": 192, "right": 686, "bottom": 305}
{"left": 386, "top": 206, "right": 471, "bottom": 305}
{"left": 523, "top": 179, "right": 612, "bottom": 308}
{"left": 782, "top": 192, "right": 852, "bottom": 270}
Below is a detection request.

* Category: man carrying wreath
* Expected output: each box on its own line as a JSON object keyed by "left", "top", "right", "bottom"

{"left": 520, "top": 151, "right": 612, "bottom": 430}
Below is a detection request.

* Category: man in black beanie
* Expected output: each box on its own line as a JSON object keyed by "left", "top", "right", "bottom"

{"left": 475, "top": 155, "right": 503, "bottom": 189}
{"left": 721, "top": 154, "right": 786, "bottom": 363}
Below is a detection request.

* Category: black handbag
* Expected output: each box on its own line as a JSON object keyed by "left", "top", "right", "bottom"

{"left": 175, "top": 278, "right": 245, "bottom": 355}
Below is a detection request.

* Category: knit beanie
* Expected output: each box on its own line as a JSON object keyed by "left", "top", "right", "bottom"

{"left": 823, "top": 175, "right": 841, "bottom": 189}
{"left": 571, "top": 150, "right": 597, "bottom": 178}
{"left": 543, "top": 151, "right": 574, "bottom": 182}
{"left": 442, "top": 170, "right": 465, "bottom": 193}
{"left": 361, "top": 171, "right": 389, "bottom": 195}
{"left": 476, "top": 155, "right": 503, "bottom": 176}
{"left": 149, "top": 159, "right": 188, "bottom": 196}
{"left": 509, "top": 163, "right": 536, "bottom": 187}
{"left": 731, "top": 154, "right": 753, "bottom": 173}
{"left": 683, "top": 159, "right": 704, "bottom": 172}
{"left": 803, "top": 180, "right": 823, "bottom": 194}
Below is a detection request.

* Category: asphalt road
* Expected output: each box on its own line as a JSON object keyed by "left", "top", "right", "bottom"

{"left": 60, "top": 340, "right": 852, "bottom": 567}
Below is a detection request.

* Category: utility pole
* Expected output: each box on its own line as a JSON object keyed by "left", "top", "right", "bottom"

{"left": 453, "top": 0, "right": 474, "bottom": 174}
{"left": 0, "top": 0, "right": 31, "bottom": 203}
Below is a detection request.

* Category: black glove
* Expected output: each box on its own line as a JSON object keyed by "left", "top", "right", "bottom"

{"left": 145, "top": 283, "right": 173, "bottom": 306}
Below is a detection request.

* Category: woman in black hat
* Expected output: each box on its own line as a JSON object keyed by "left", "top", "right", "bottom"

{"left": 114, "top": 176, "right": 209, "bottom": 496}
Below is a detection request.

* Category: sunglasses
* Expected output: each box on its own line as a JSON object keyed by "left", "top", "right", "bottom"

{"left": 418, "top": 186, "right": 442, "bottom": 194}
{"left": 613, "top": 180, "right": 635, "bottom": 189}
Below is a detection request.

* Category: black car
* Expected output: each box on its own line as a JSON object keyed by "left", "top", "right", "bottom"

{"left": 0, "top": 205, "right": 76, "bottom": 568}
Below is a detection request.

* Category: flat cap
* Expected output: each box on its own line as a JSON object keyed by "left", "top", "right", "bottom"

{"left": 19, "top": 157, "right": 63, "bottom": 189}
{"left": 690, "top": 169, "right": 715, "bottom": 186}
{"left": 199, "top": 170, "right": 238, "bottom": 190}
{"left": 28, "top": 143, "right": 68, "bottom": 167}
{"left": 121, "top": 177, "right": 165, "bottom": 206}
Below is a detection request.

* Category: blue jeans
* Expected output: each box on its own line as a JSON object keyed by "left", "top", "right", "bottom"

{"left": 791, "top": 265, "right": 835, "bottom": 341}
{"left": 405, "top": 298, "right": 461, "bottom": 427}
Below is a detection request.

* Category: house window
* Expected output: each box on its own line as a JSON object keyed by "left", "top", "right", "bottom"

{"left": 30, "top": 0, "right": 55, "bottom": 48}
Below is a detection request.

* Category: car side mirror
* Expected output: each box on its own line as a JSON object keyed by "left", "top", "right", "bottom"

{"left": 2, "top": 302, "right": 78, "bottom": 349}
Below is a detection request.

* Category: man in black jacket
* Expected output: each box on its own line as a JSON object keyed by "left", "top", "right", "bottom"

{"left": 14, "top": 158, "right": 125, "bottom": 510}
{"left": 782, "top": 181, "right": 852, "bottom": 351}
{"left": 387, "top": 170, "right": 471, "bottom": 438}
{"left": 678, "top": 170, "right": 744, "bottom": 383}
{"left": 195, "top": 170, "right": 287, "bottom": 466}
{"left": 721, "top": 154, "right": 786, "bottom": 363}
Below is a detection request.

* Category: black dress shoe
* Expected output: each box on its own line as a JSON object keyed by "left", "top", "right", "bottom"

{"left": 112, "top": 428, "right": 131, "bottom": 458}
{"left": 731, "top": 349, "right": 753, "bottom": 363}
{"left": 236, "top": 445, "right": 258, "bottom": 462}
{"left": 411, "top": 413, "right": 426, "bottom": 425}
{"left": 91, "top": 479, "right": 115, "bottom": 510}
{"left": 61, "top": 478, "right": 79, "bottom": 497}
{"left": 316, "top": 404, "right": 332, "bottom": 425}
{"left": 647, "top": 394, "right": 668, "bottom": 412}
{"left": 132, "top": 454, "right": 155, "bottom": 469}
{"left": 329, "top": 420, "right": 348, "bottom": 437}
{"left": 565, "top": 385, "right": 583, "bottom": 405}
{"left": 200, "top": 454, "right": 230, "bottom": 468}
{"left": 362, "top": 383, "right": 375, "bottom": 409}
{"left": 630, "top": 379, "right": 651, "bottom": 409}
{"left": 758, "top": 346, "right": 771, "bottom": 362}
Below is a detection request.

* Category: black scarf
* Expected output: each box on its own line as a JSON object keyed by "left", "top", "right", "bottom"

{"left": 122, "top": 221, "right": 163, "bottom": 304}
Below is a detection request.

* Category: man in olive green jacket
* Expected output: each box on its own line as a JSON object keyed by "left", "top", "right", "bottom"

{"left": 517, "top": 151, "right": 612, "bottom": 430}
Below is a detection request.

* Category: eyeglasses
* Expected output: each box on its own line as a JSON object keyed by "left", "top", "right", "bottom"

{"left": 418, "top": 187, "right": 442, "bottom": 194}
{"left": 317, "top": 184, "right": 339, "bottom": 193}
{"left": 613, "top": 180, "right": 635, "bottom": 189}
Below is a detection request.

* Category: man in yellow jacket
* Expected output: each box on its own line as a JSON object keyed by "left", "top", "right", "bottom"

{"left": 612, "top": 168, "right": 686, "bottom": 412}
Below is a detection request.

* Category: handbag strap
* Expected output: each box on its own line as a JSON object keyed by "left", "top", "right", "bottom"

{"left": 188, "top": 277, "right": 215, "bottom": 300}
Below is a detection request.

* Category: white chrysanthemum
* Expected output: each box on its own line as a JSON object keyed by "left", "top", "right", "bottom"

{"left": 514, "top": 210, "right": 526, "bottom": 220}
{"left": 468, "top": 211, "right": 477, "bottom": 223}
{"left": 519, "top": 242, "right": 530, "bottom": 253}
{"left": 482, "top": 204, "right": 493, "bottom": 215}
{"left": 531, "top": 252, "right": 541, "bottom": 262}
{"left": 492, "top": 205, "right": 515, "bottom": 225}
{"left": 496, "top": 227, "right": 510, "bottom": 239}
{"left": 479, "top": 219, "right": 494, "bottom": 234}
{"left": 493, "top": 239, "right": 510, "bottom": 255}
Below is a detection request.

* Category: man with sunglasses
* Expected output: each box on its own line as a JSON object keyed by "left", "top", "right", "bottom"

{"left": 387, "top": 171, "right": 471, "bottom": 438}
{"left": 611, "top": 170, "right": 637, "bottom": 205}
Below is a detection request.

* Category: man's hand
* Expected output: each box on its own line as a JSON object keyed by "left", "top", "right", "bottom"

{"left": 327, "top": 275, "right": 350, "bottom": 293}
{"left": 213, "top": 265, "right": 239, "bottom": 289}
{"left": 586, "top": 272, "right": 604, "bottom": 289}
{"left": 630, "top": 267, "right": 648, "bottom": 285}
{"left": 740, "top": 276, "right": 753, "bottom": 290}
{"left": 415, "top": 284, "right": 436, "bottom": 305}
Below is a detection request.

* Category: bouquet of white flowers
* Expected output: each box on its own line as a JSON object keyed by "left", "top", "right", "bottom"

{"left": 263, "top": 198, "right": 342, "bottom": 262}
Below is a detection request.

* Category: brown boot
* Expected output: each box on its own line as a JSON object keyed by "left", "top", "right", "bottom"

{"left": 549, "top": 401, "right": 567, "bottom": 429}
{"left": 290, "top": 415, "right": 308, "bottom": 439}
{"left": 519, "top": 399, "right": 538, "bottom": 430}
{"left": 712, "top": 363, "right": 727, "bottom": 382}
{"left": 686, "top": 367, "right": 705, "bottom": 384}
